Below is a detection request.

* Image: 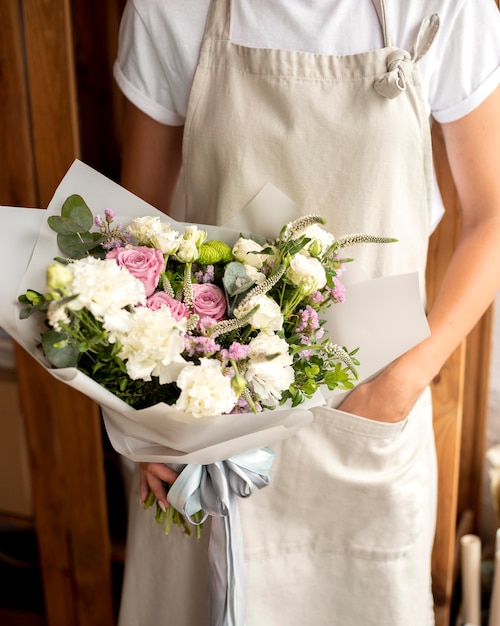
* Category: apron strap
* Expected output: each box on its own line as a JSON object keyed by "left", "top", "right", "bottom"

{"left": 203, "top": 0, "right": 231, "bottom": 42}
{"left": 371, "top": 0, "right": 392, "bottom": 48}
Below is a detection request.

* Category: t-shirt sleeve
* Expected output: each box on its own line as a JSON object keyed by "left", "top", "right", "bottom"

{"left": 429, "top": 0, "right": 500, "bottom": 123}
{"left": 113, "top": 1, "right": 185, "bottom": 126}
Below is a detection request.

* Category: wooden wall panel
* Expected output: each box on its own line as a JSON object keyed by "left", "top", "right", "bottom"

{"left": 0, "top": 0, "right": 37, "bottom": 206}
{"left": 427, "top": 123, "right": 467, "bottom": 626}
{"left": 22, "top": 0, "right": 80, "bottom": 207}
{"left": 3, "top": 1, "right": 115, "bottom": 624}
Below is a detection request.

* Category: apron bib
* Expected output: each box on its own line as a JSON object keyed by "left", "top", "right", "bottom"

{"left": 119, "top": 1, "right": 439, "bottom": 624}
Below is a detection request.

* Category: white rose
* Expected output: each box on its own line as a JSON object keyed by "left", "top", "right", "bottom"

{"left": 175, "top": 358, "right": 237, "bottom": 417}
{"left": 232, "top": 237, "right": 267, "bottom": 269}
{"left": 245, "top": 333, "right": 294, "bottom": 403}
{"left": 243, "top": 264, "right": 266, "bottom": 285}
{"left": 301, "top": 224, "right": 335, "bottom": 256}
{"left": 236, "top": 294, "right": 283, "bottom": 332}
{"left": 286, "top": 253, "right": 326, "bottom": 295}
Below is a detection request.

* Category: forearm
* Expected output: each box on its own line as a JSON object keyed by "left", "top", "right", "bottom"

{"left": 392, "top": 215, "right": 500, "bottom": 392}
{"left": 120, "top": 99, "right": 184, "bottom": 214}
{"left": 339, "top": 88, "right": 500, "bottom": 422}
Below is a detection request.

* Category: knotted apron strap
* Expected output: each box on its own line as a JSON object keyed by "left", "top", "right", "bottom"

{"left": 167, "top": 448, "right": 275, "bottom": 626}
{"left": 373, "top": 11, "right": 440, "bottom": 99}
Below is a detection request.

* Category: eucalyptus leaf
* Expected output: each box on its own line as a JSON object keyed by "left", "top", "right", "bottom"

{"left": 41, "top": 330, "right": 81, "bottom": 368}
{"left": 57, "top": 232, "right": 105, "bottom": 259}
{"left": 48, "top": 215, "right": 89, "bottom": 235}
{"left": 61, "top": 194, "right": 94, "bottom": 231}
{"left": 222, "top": 261, "right": 255, "bottom": 296}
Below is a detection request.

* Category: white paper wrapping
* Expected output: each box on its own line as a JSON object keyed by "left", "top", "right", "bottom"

{"left": 0, "top": 160, "right": 430, "bottom": 465}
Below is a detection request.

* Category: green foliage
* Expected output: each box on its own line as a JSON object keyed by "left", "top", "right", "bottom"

{"left": 48, "top": 195, "right": 105, "bottom": 258}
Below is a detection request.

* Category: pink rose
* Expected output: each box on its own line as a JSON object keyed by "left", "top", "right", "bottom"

{"left": 107, "top": 246, "right": 164, "bottom": 297}
{"left": 146, "top": 292, "right": 189, "bottom": 320}
{"left": 191, "top": 283, "right": 226, "bottom": 321}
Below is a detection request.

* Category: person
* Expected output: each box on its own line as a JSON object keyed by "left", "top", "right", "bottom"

{"left": 113, "top": 1, "right": 500, "bottom": 624}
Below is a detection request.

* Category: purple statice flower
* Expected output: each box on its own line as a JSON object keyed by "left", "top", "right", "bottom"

{"left": 104, "top": 208, "right": 116, "bottom": 221}
{"left": 184, "top": 335, "right": 220, "bottom": 358}
{"left": 329, "top": 276, "right": 346, "bottom": 304}
{"left": 226, "top": 342, "right": 251, "bottom": 361}
{"left": 231, "top": 395, "right": 262, "bottom": 414}
{"left": 101, "top": 234, "right": 130, "bottom": 251}
{"left": 310, "top": 290, "right": 325, "bottom": 304}
{"left": 94, "top": 215, "right": 104, "bottom": 227}
{"left": 295, "top": 305, "right": 320, "bottom": 334}
{"left": 198, "top": 317, "right": 218, "bottom": 335}
{"left": 194, "top": 264, "right": 215, "bottom": 284}
{"left": 298, "top": 349, "right": 312, "bottom": 360}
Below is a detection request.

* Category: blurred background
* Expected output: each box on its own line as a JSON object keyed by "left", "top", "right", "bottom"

{"left": 0, "top": 1, "right": 498, "bottom": 626}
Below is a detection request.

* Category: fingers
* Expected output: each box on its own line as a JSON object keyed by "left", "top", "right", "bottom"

{"left": 139, "top": 462, "right": 179, "bottom": 509}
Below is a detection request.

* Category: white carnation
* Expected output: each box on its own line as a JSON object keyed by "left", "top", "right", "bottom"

{"left": 175, "top": 358, "right": 237, "bottom": 417}
{"left": 245, "top": 333, "right": 294, "bottom": 403}
{"left": 68, "top": 257, "right": 146, "bottom": 320}
{"left": 236, "top": 294, "right": 283, "bottom": 332}
{"left": 47, "top": 300, "right": 71, "bottom": 330}
{"left": 114, "top": 307, "right": 187, "bottom": 384}
{"left": 286, "top": 253, "right": 327, "bottom": 295}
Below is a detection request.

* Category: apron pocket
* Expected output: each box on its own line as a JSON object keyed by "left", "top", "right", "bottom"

{"left": 241, "top": 388, "right": 436, "bottom": 561}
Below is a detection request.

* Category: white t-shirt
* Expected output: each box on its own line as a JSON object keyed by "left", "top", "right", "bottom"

{"left": 114, "top": 0, "right": 500, "bottom": 127}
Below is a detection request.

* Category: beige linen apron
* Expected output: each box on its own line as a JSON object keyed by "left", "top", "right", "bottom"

{"left": 118, "top": 1, "right": 439, "bottom": 624}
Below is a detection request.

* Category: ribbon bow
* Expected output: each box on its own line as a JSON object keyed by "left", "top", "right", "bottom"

{"left": 373, "top": 50, "right": 413, "bottom": 99}
{"left": 167, "top": 448, "right": 275, "bottom": 626}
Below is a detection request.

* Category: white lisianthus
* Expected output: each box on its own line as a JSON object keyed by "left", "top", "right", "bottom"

{"left": 127, "top": 216, "right": 181, "bottom": 254}
{"left": 113, "top": 306, "right": 187, "bottom": 384}
{"left": 67, "top": 257, "right": 146, "bottom": 320}
{"left": 232, "top": 237, "right": 268, "bottom": 269}
{"left": 236, "top": 294, "right": 283, "bottom": 332}
{"left": 149, "top": 224, "right": 181, "bottom": 255}
{"left": 245, "top": 332, "right": 294, "bottom": 403}
{"left": 287, "top": 253, "right": 327, "bottom": 295}
{"left": 176, "top": 225, "right": 207, "bottom": 262}
{"left": 46, "top": 263, "right": 73, "bottom": 293}
{"left": 301, "top": 223, "right": 335, "bottom": 256}
{"left": 175, "top": 358, "right": 237, "bottom": 417}
{"left": 126, "top": 216, "right": 162, "bottom": 243}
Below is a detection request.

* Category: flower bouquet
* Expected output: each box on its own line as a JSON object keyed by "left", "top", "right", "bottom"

{"left": 0, "top": 160, "right": 430, "bottom": 626}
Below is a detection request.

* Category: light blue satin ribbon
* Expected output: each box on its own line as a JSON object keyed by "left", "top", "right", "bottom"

{"left": 167, "top": 448, "right": 275, "bottom": 626}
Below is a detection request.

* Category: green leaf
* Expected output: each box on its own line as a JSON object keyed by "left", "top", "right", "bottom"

{"left": 48, "top": 215, "right": 89, "bottom": 235}
{"left": 41, "top": 330, "right": 81, "bottom": 368}
{"left": 61, "top": 194, "right": 94, "bottom": 230}
{"left": 57, "top": 232, "right": 105, "bottom": 258}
